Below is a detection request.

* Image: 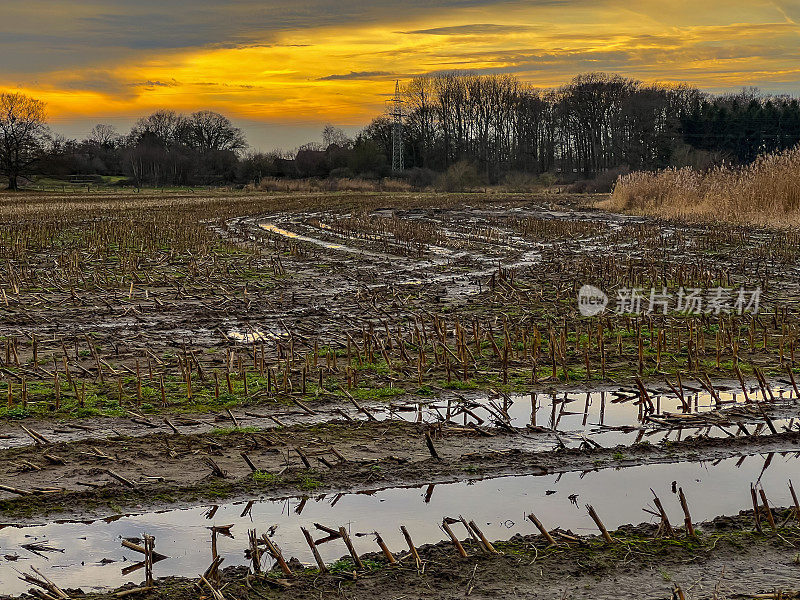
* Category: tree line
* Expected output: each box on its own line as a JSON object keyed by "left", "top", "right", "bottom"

{"left": 44, "top": 109, "right": 247, "bottom": 187}
{"left": 2, "top": 72, "right": 800, "bottom": 189}
{"left": 394, "top": 73, "right": 800, "bottom": 181}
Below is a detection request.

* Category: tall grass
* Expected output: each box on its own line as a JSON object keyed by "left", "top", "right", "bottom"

{"left": 604, "top": 145, "right": 800, "bottom": 226}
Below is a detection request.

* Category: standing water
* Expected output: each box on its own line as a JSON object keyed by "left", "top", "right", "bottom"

{"left": 1, "top": 452, "right": 797, "bottom": 595}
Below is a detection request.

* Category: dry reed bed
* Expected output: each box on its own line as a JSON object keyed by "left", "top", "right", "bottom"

{"left": 606, "top": 145, "right": 800, "bottom": 226}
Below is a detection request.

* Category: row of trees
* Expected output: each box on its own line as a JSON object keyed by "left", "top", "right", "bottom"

{"left": 47, "top": 110, "right": 247, "bottom": 186}
{"left": 0, "top": 97, "right": 248, "bottom": 188}
{"left": 3, "top": 73, "right": 800, "bottom": 189}
{"left": 393, "top": 73, "right": 800, "bottom": 180}
{"left": 40, "top": 116, "right": 389, "bottom": 186}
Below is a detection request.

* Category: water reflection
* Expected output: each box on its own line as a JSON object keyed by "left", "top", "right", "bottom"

{"left": 1, "top": 452, "right": 798, "bottom": 595}
{"left": 0, "top": 386, "right": 794, "bottom": 452}
{"left": 380, "top": 387, "right": 797, "bottom": 447}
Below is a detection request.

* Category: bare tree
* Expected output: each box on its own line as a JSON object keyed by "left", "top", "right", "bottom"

{"left": 404, "top": 76, "right": 435, "bottom": 167}
{"left": 322, "top": 124, "right": 351, "bottom": 149}
{"left": 87, "top": 124, "right": 119, "bottom": 147}
{"left": 185, "top": 110, "right": 246, "bottom": 153}
{"left": 0, "top": 92, "right": 47, "bottom": 190}
{"left": 397, "top": 72, "right": 699, "bottom": 180}
{"left": 129, "top": 110, "right": 186, "bottom": 148}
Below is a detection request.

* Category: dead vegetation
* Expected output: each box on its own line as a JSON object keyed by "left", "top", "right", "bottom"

{"left": 606, "top": 145, "right": 800, "bottom": 226}
{"left": 249, "top": 177, "right": 412, "bottom": 193}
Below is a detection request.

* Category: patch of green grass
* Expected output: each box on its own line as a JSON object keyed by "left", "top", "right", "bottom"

{"left": 210, "top": 426, "right": 260, "bottom": 435}
{"left": 299, "top": 474, "right": 322, "bottom": 491}
{"left": 442, "top": 380, "right": 479, "bottom": 390}
{"left": 0, "top": 406, "right": 31, "bottom": 419}
{"left": 329, "top": 558, "right": 355, "bottom": 572}
{"left": 328, "top": 557, "right": 384, "bottom": 573}
{"left": 203, "top": 479, "right": 234, "bottom": 498}
{"left": 352, "top": 360, "right": 392, "bottom": 375}
{"left": 252, "top": 471, "right": 281, "bottom": 484}
{"left": 350, "top": 386, "right": 405, "bottom": 401}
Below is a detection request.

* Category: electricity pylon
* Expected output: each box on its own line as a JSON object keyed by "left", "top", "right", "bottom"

{"left": 388, "top": 80, "right": 404, "bottom": 173}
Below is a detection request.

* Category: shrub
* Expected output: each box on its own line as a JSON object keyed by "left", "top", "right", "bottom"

{"left": 498, "top": 171, "right": 558, "bottom": 192}
{"left": 501, "top": 171, "right": 540, "bottom": 192}
{"left": 435, "top": 160, "right": 482, "bottom": 192}
{"left": 537, "top": 172, "right": 558, "bottom": 187}
{"left": 329, "top": 167, "right": 354, "bottom": 179}
{"left": 569, "top": 166, "right": 630, "bottom": 193}
{"left": 405, "top": 167, "right": 437, "bottom": 190}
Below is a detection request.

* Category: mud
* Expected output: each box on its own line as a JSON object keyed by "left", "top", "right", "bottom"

{"left": 2, "top": 416, "right": 800, "bottom": 522}
{"left": 5, "top": 510, "right": 798, "bottom": 600}
{"left": 2, "top": 191, "right": 800, "bottom": 598}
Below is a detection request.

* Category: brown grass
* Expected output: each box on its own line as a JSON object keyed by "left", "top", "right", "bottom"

{"left": 251, "top": 177, "right": 411, "bottom": 192}
{"left": 603, "top": 145, "right": 800, "bottom": 227}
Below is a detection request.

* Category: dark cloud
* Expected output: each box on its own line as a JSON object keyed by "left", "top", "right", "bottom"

{"left": 404, "top": 23, "right": 541, "bottom": 35}
{"left": 127, "top": 80, "right": 181, "bottom": 88}
{"left": 415, "top": 40, "right": 800, "bottom": 84}
{"left": 0, "top": 0, "right": 501, "bottom": 73}
{"left": 317, "top": 71, "right": 394, "bottom": 81}
{"left": 53, "top": 71, "right": 132, "bottom": 95}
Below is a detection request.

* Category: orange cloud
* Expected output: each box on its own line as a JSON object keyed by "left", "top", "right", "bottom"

{"left": 2, "top": 0, "right": 799, "bottom": 138}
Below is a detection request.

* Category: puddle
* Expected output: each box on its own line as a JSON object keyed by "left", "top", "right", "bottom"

{"left": 260, "top": 217, "right": 498, "bottom": 297}
{"left": 1, "top": 452, "right": 798, "bottom": 595}
{"left": 380, "top": 386, "right": 798, "bottom": 447}
{"left": 226, "top": 327, "right": 286, "bottom": 343}
{"left": 0, "top": 385, "right": 795, "bottom": 452}
{"left": 254, "top": 212, "right": 647, "bottom": 300}
{"left": 260, "top": 222, "right": 398, "bottom": 261}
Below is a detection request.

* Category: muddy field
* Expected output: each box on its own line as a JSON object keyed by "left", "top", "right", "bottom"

{"left": 0, "top": 190, "right": 798, "bottom": 599}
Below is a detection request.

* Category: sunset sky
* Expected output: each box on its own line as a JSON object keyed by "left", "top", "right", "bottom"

{"left": 2, "top": 0, "right": 799, "bottom": 150}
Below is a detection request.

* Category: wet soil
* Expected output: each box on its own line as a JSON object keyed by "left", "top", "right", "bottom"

{"left": 15, "top": 513, "right": 799, "bottom": 600}
{"left": 1, "top": 417, "right": 799, "bottom": 522}
{"left": 2, "top": 191, "right": 800, "bottom": 597}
